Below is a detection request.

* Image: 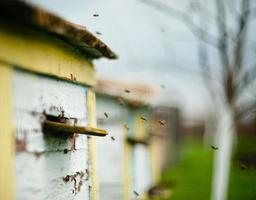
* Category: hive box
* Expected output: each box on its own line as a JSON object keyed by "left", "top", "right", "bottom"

{"left": 95, "top": 80, "right": 156, "bottom": 200}
{"left": 0, "top": 2, "right": 116, "bottom": 200}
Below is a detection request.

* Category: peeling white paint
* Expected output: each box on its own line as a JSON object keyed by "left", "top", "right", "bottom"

{"left": 131, "top": 144, "right": 152, "bottom": 197}
{"left": 13, "top": 70, "right": 92, "bottom": 200}
{"left": 96, "top": 96, "right": 128, "bottom": 200}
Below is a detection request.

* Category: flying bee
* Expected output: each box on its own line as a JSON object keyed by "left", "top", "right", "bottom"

{"left": 63, "top": 149, "right": 68, "bottom": 154}
{"left": 211, "top": 145, "right": 219, "bottom": 150}
{"left": 133, "top": 190, "right": 139, "bottom": 196}
{"left": 118, "top": 97, "right": 126, "bottom": 105}
{"left": 159, "top": 120, "right": 165, "bottom": 126}
{"left": 124, "top": 124, "right": 130, "bottom": 131}
{"left": 140, "top": 117, "right": 147, "bottom": 121}
{"left": 104, "top": 112, "right": 109, "bottom": 118}
{"left": 240, "top": 163, "right": 247, "bottom": 170}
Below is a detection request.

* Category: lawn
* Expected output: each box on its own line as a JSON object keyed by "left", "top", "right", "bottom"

{"left": 228, "top": 135, "right": 256, "bottom": 200}
{"left": 161, "top": 135, "right": 256, "bottom": 200}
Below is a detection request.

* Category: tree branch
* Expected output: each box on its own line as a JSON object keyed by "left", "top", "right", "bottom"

{"left": 231, "top": 0, "right": 250, "bottom": 104}
{"left": 138, "top": 0, "right": 221, "bottom": 47}
{"left": 236, "top": 100, "right": 256, "bottom": 120}
{"left": 232, "top": 0, "right": 249, "bottom": 74}
{"left": 216, "top": 0, "right": 229, "bottom": 69}
{"left": 237, "top": 64, "right": 256, "bottom": 94}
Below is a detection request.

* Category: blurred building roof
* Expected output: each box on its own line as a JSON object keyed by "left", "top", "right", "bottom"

{"left": 0, "top": 1, "right": 117, "bottom": 59}
{"left": 96, "top": 79, "right": 156, "bottom": 106}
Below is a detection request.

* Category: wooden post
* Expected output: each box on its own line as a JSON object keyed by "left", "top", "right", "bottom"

{"left": 0, "top": 63, "right": 14, "bottom": 200}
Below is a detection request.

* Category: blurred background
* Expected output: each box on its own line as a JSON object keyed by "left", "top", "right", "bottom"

{"left": 25, "top": 0, "right": 256, "bottom": 199}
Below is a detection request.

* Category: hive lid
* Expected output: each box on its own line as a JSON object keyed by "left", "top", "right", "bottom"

{"left": 0, "top": 1, "right": 117, "bottom": 59}
{"left": 96, "top": 79, "right": 156, "bottom": 106}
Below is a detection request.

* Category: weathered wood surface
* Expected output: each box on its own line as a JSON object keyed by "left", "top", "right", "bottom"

{"left": 0, "top": 1, "right": 117, "bottom": 59}
{"left": 0, "top": 64, "right": 14, "bottom": 200}
{"left": 131, "top": 144, "right": 152, "bottom": 198}
{"left": 13, "top": 69, "right": 92, "bottom": 200}
{"left": 96, "top": 96, "right": 128, "bottom": 200}
{"left": 97, "top": 124, "right": 125, "bottom": 200}
{"left": 128, "top": 108, "right": 153, "bottom": 199}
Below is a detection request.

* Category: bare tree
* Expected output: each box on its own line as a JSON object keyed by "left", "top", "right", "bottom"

{"left": 138, "top": 0, "right": 256, "bottom": 199}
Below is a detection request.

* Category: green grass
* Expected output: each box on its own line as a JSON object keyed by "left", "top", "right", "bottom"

{"left": 161, "top": 136, "right": 256, "bottom": 200}
{"left": 228, "top": 135, "right": 256, "bottom": 200}
{"left": 161, "top": 137, "right": 213, "bottom": 200}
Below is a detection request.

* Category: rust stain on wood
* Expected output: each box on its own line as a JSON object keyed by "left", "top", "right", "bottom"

{"left": 15, "top": 139, "right": 27, "bottom": 152}
{"left": 62, "top": 169, "right": 89, "bottom": 194}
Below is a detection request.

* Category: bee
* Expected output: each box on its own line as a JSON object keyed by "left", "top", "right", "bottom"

{"left": 30, "top": 110, "right": 37, "bottom": 116}
{"left": 33, "top": 151, "right": 43, "bottom": 159}
{"left": 118, "top": 97, "right": 125, "bottom": 105}
{"left": 58, "top": 110, "right": 65, "bottom": 118}
{"left": 104, "top": 112, "right": 109, "bottom": 118}
{"left": 159, "top": 120, "right": 165, "bottom": 126}
{"left": 96, "top": 31, "right": 102, "bottom": 35}
{"left": 133, "top": 190, "right": 139, "bottom": 196}
{"left": 63, "top": 149, "right": 68, "bottom": 154}
{"left": 124, "top": 124, "right": 130, "bottom": 131}
{"left": 62, "top": 175, "right": 70, "bottom": 183}
{"left": 93, "top": 13, "right": 99, "bottom": 17}
{"left": 124, "top": 89, "right": 130, "bottom": 93}
{"left": 211, "top": 145, "right": 219, "bottom": 150}
{"left": 140, "top": 117, "right": 147, "bottom": 121}
{"left": 240, "top": 163, "right": 247, "bottom": 170}
{"left": 111, "top": 136, "right": 115, "bottom": 141}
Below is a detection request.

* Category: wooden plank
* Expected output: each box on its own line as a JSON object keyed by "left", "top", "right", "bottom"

{"left": 15, "top": 149, "right": 90, "bottom": 200}
{"left": 132, "top": 145, "right": 152, "bottom": 198}
{"left": 0, "top": 1, "right": 117, "bottom": 59}
{"left": 96, "top": 95, "right": 132, "bottom": 200}
{"left": 13, "top": 69, "right": 88, "bottom": 119}
{"left": 87, "top": 89, "right": 99, "bottom": 200}
{"left": 0, "top": 24, "right": 96, "bottom": 86}
{"left": 128, "top": 107, "right": 153, "bottom": 199}
{"left": 0, "top": 63, "right": 14, "bottom": 200}
{"left": 13, "top": 69, "right": 94, "bottom": 199}
{"left": 43, "top": 120, "right": 108, "bottom": 137}
{"left": 97, "top": 124, "right": 125, "bottom": 200}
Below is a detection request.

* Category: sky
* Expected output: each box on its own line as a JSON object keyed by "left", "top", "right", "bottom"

{"left": 27, "top": 0, "right": 226, "bottom": 120}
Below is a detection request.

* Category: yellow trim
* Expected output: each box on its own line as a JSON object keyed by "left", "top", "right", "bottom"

{"left": 150, "top": 139, "right": 161, "bottom": 183}
{"left": 0, "top": 63, "right": 14, "bottom": 200}
{"left": 135, "top": 113, "right": 146, "bottom": 139}
{"left": 87, "top": 89, "right": 99, "bottom": 200}
{"left": 0, "top": 24, "right": 95, "bottom": 86}
{"left": 123, "top": 129, "right": 132, "bottom": 200}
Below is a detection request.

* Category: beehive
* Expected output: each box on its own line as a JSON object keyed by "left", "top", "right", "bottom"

{"left": 0, "top": 2, "right": 116, "bottom": 200}
{"left": 95, "top": 80, "right": 156, "bottom": 200}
